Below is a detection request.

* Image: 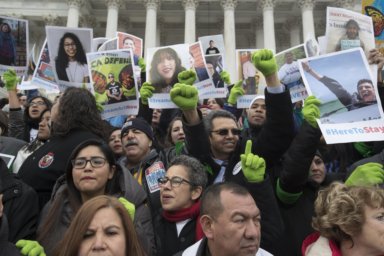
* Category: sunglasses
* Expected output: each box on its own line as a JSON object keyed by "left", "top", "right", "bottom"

{"left": 210, "top": 128, "right": 241, "bottom": 136}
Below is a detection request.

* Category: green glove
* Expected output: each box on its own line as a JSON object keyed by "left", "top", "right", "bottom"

{"left": 345, "top": 162, "right": 384, "bottom": 186}
{"left": 3, "top": 69, "right": 18, "bottom": 91}
{"left": 178, "top": 70, "right": 196, "bottom": 85}
{"left": 220, "top": 71, "right": 231, "bottom": 84}
{"left": 170, "top": 83, "right": 198, "bottom": 111}
{"left": 138, "top": 57, "right": 146, "bottom": 72}
{"left": 302, "top": 96, "right": 321, "bottom": 128}
{"left": 139, "top": 82, "right": 155, "bottom": 105}
{"left": 251, "top": 49, "right": 277, "bottom": 77}
{"left": 227, "top": 80, "right": 245, "bottom": 105}
{"left": 118, "top": 197, "right": 136, "bottom": 221}
{"left": 241, "top": 140, "right": 266, "bottom": 183}
{"left": 16, "top": 240, "right": 46, "bottom": 256}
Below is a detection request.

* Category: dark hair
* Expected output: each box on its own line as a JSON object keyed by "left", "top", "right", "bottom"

{"left": 150, "top": 47, "right": 185, "bottom": 92}
{"left": 356, "top": 79, "right": 373, "bottom": 90}
{"left": 51, "top": 87, "right": 108, "bottom": 139}
{"left": 119, "top": 64, "right": 135, "bottom": 90}
{"left": 38, "top": 139, "right": 122, "bottom": 244}
{"left": 23, "top": 96, "right": 52, "bottom": 142}
{"left": 169, "top": 155, "right": 208, "bottom": 191}
{"left": 0, "top": 110, "right": 8, "bottom": 135}
{"left": 165, "top": 116, "right": 182, "bottom": 147}
{"left": 123, "top": 36, "right": 134, "bottom": 45}
{"left": 204, "top": 109, "right": 237, "bottom": 135}
{"left": 202, "top": 98, "right": 225, "bottom": 108}
{"left": 55, "top": 195, "right": 146, "bottom": 256}
{"left": 0, "top": 23, "right": 11, "bottom": 33}
{"left": 200, "top": 182, "right": 251, "bottom": 219}
{"left": 345, "top": 19, "right": 360, "bottom": 30}
{"left": 55, "top": 32, "right": 88, "bottom": 81}
{"left": 24, "top": 108, "right": 51, "bottom": 153}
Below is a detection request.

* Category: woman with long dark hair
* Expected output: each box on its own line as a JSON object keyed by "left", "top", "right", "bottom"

{"left": 18, "top": 87, "right": 110, "bottom": 210}
{"left": 35, "top": 139, "right": 153, "bottom": 255}
{"left": 55, "top": 32, "right": 89, "bottom": 83}
{"left": 150, "top": 47, "right": 185, "bottom": 93}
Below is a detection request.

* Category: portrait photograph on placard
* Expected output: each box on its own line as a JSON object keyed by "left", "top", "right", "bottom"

{"left": 0, "top": 16, "right": 29, "bottom": 76}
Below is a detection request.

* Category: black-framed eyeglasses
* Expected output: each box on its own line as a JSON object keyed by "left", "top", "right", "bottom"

{"left": 72, "top": 157, "right": 107, "bottom": 169}
{"left": 210, "top": 128, "right": 241, "bottom": 136}
{"left": 158, "top": 176, "right": 194, "bottom": 188}
{"left": 28, "top": 101, "right": 46, "bottom": 107}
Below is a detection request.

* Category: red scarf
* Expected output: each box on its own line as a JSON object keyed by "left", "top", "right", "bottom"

{"left": 162, "top": 201, "right": 204, "bottom": 241}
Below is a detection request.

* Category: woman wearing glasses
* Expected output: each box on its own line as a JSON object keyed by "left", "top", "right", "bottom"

{"left": 30, "top": 139, "right": 154, "bottom": 255}
{"left": 55, "top": 32, "right": 89, "bottom": 83}
{"left": 154, "top": 155, "right": 208, "bottom": 256}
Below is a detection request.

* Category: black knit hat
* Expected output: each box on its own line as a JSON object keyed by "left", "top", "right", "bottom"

{"left": 121, "top": 118, "right": 154, "bottom": 141}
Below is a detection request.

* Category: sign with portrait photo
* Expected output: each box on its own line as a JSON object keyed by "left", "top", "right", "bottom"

{"left": 0, "top": 16, "right": 29, "bottom": 76}
{"left": 299, "top": 48, "right": 384, "bottom": 144}
{"left": 235, "top": 49, "right": 267, "bottom": 108}
{"left": 146, "top": 44, "right": 191, "bottom": 109}
{"left": 46, "top": 26, "right": 93, "bottom": 91}
{"left": 86, "top": 49, "right": 139, "bottom": 119}
{"left": 276, "top": 45, "right": 309, "bottom": 103}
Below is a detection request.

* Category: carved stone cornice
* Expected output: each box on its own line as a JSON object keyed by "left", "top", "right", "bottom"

{"left": 220, "top": 0, "right": 238, "bottom": 11}
{"left": 143, "top": 0, "right": 160, "bottom": 10}
{"left": 259, "top": 0, "right": 276, "bottom": 10}
{"left": 105, "top": 0, "right": 124, "bottom": 9}
{"left": 182, "top": 0, "right": 198, "bottom": 10}
{"left": 298, "top": 0, "right": 316, "bottom": 11}
{"left": 67, "top": 0, "right": 85, "bottom": 8}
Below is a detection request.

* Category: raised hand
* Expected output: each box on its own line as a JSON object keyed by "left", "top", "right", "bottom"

{"left": 241, "top": 140, "right": 266, "bottom": 183}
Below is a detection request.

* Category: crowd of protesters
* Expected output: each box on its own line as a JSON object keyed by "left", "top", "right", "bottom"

{"left": 0, "top": 31, "right": 384, "bottom": 256}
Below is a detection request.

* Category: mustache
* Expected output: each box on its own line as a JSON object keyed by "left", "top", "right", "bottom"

{"left": 125, "top": 140, "right": 138, "bottom": 147}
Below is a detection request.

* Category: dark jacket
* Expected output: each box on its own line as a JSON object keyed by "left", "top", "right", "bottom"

{"left": 154, "top": 212, "right": 198, "bottom": 256}
{"left": 18, "top": 130, "right": 101, "bottom": 210}
{"left": 0, "top": 159, "right": 38, "bottom": 243}
{"left": 272, "top": 121, "right": 344, "bottom": 256}
{"left": 0, "top": 216, "right": 22, "bottom": 256}
{"left": 38, "top": 165, "right": 155, "bottom": 255}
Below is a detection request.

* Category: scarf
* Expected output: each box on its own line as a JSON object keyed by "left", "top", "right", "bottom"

{"left": 162, "top": 201, "right": 204, "bottom": 241}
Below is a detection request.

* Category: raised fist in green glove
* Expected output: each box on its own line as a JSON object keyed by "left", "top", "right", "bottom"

{"left": 241, "top": 140, "right": 266, "bottom": 183}
{"left": 16, "top": 240, "right": 46, "bottom": 256}
{"left": 139, "top": 82, "right": 155, "bottom": 105}
{"left": 138, "top": 57, "right": 146, "bottom": 72}
{"left": 345, "top": 162, "right": 384, "bottom": 186}
{"left": 251, "top": 49, "right": 277, "bottom": 77}
{"left": 3, "top": 69, "right": 18, "bottom": 91}
{"left": 178, "top": 70, "right": 196, "bottom": 85}
{"left": 302, "top": 96, "right": 321, "bottom": 128}
{"left": 170, "top": 83, "right": 198, "bottom": 111}
{"left": 227, "top": 80, "right": 245, "bottom": 105}
{"left": 118, "top": 197, "right": 136, "bottom": 221}
{"left": 220, "top": 70, "right": 231, "bottom": 85}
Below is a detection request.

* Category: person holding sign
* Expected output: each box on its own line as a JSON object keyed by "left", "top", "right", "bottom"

{"left": 335, "top": 19, "right": 365, "bottom": 51}
{"left": 55, "top": 32, "right": 89, "bottom": 83}
{"left": 0, "top": 23, "right": 16, "bottom": 66}
{"left": 150, "top": 47, "right": 186, "bottom": 93}
{"left": 106, "top": 73, "right": 125, "bottom": 104}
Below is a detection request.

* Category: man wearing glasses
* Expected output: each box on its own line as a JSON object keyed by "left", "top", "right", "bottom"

{"left": 170, "top": 49, "right": 294, "bottom": 253}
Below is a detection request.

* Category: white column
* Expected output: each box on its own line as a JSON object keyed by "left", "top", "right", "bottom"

{"left": 66, "top": 0, "right": 84, "bottom": 28}
{"left": 260, "top": 0, "right": 276, "bottom": 52}
{"left": 144, "top": 0, "right": 159, "bottom": 56}
{"left": 254, "top": 17, "right": 264, "bottom": 49}
{"left": 221, "top": 0, "right": 237, "bottom": 82}
{"left": 183, "top": 0, "right": 198, "bottom": 44}
{"left": 105, "top": 0, "right": 123, "bottom": 39}
{"left": 298, "top": 0, "right": 316, "bottom": 41}
{"left": 287, "top": 17, "right": 301, "bottom": 46}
